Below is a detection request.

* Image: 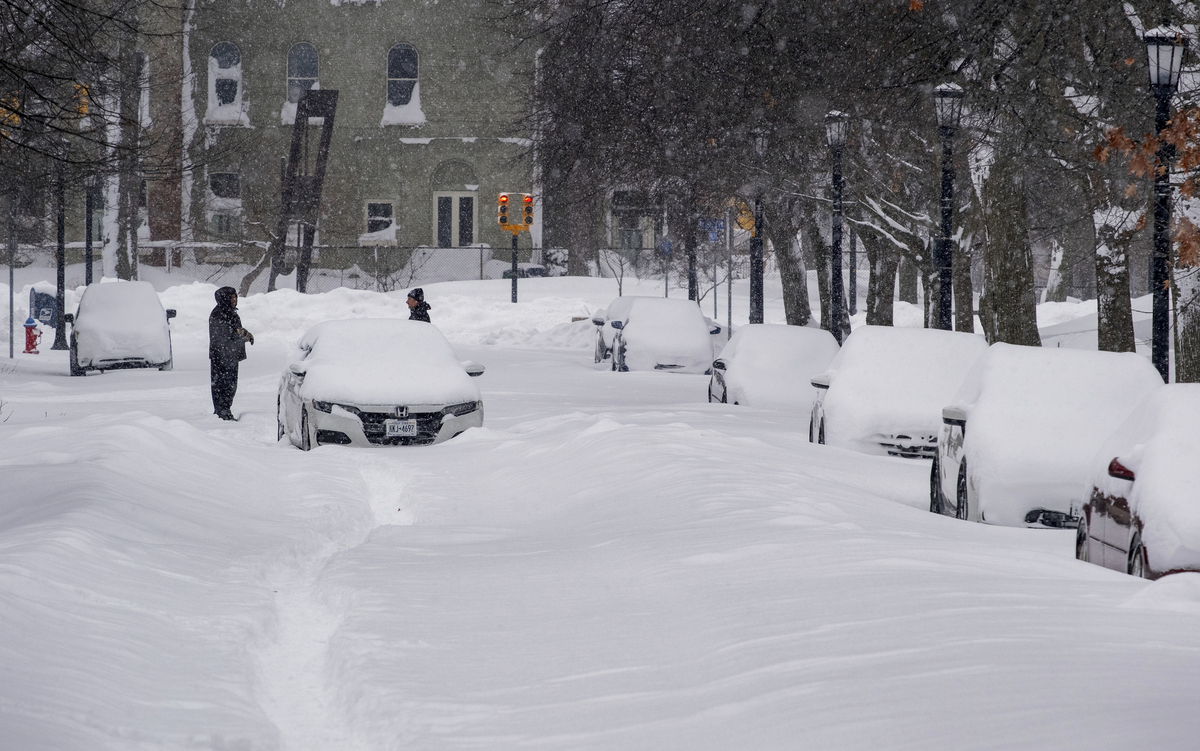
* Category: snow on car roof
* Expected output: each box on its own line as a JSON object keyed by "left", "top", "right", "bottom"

{"left": 78, "top": 280, "right": 166, "bottom": 315}
{"left": 296, "top": 318, "right": 480, "bottom": 405}
{"left": 73, "top": 281, "right": 172, "bottom": 365}
{"left": 823, "top": 325, "right": 989, "bottom": 442}
{"left": 718, "top": 324, "right": 839, "bottom": 409}
{"left": 956, "top": 343, "right": 1162, "bottom": 503}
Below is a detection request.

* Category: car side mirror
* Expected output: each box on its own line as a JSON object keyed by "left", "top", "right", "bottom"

{"left": 591, "top": 316, "right": 605, "bottom": 327}
{"left": 610, "top": 320, "right": 624, "bottom": 330}
{"left": 709, "top": 326, "right": 722, "bottom": 335}
{"left": 288, "top": 362, "right": 307, "bottom": 377}
{"left": 810, "top": 373, "right": 830, "bottom": 390}
{"left": 166, "top": 309, "right": 177, "bottom": 320}
{"left": 711, "top": 359, "right": 726, "bottom": 371}
{"left": 63, "top": 313, "right": 74, "bottom": 324}
{"left": 942, "top": 406, "right": 967, "bottom": 426}
{"left": 1107, "top": 457, "right": 1136, "bottom": 481}
{"left": 463, "top": 361, "right": 485, "bottom": 377}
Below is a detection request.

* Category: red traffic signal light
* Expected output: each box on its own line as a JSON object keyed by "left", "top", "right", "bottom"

{"left": 521, "top": 193, "right": 534, "bottom": 225}
{"left": 498, "top": 193, "right": 510, "bottom": 225}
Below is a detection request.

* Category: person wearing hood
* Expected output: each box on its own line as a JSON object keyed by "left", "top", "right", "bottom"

{"left": 407, "top": 288, "right": 432, "bottom": 323}
{"left": 209, "top": 286, "right": 253, "bottom": 420}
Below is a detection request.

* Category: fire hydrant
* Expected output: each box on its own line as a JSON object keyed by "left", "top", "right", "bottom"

{"left": 23, "top": 317, "right": 41, "bottom": 354}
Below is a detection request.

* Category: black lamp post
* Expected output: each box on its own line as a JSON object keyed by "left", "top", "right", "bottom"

{"left": 1145, "top": 25, "right": 1187, "bottom": 382}
{"left": 933, "top": 83, "right": 964, "bottom": 332}
{"left": 749, "top": 132, "right": 767, "bottom": 324}
{"left": 825, "top": 110, "right": 849, "bottom": 344}
{"left": 52, "top": 140, "right": 69, "bottom": 350}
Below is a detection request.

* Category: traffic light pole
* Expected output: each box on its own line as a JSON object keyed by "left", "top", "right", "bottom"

{"left": 511, "top": 231, "right": 519, "bottom": 303}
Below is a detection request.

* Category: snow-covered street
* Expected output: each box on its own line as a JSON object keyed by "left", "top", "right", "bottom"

{"left": 3, "top": 278, "right": 1200, "bottom": 749}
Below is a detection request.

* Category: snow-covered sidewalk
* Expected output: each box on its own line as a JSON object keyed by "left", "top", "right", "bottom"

{"left": 2, "top": 280, "right": 1198, "bottom": 749}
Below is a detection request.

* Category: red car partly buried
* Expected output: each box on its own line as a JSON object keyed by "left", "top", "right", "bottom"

{"left": 1076, "top": 384, "right": 1200, "bottom": 579}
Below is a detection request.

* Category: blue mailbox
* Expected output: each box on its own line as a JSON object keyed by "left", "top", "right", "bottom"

{"left": 30, "top": 289, "right": 57, "bottom": 329}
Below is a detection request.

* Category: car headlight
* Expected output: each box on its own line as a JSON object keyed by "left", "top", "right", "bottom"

{"left": 313, "top": 400, "right": 333, "bottom": 413}
{"left": 443, "top": 401, "right": 480, "bottom": 417}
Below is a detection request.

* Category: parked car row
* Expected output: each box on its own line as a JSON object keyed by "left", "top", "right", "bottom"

{"left": 603, "top": 306, "right": 1187, "bottom": 584}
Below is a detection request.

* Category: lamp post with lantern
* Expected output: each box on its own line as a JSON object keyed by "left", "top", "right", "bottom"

{"left": 933, "top": 83, "right": 964, "bottom": 331}
{"left": 1145, "top": 25, "right": 1187, "bottom": 381}
{"left": 825, "top": 110, "right": 849, "bottom": 344}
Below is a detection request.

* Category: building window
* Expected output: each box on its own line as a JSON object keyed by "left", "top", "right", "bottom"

{"left": 433, "top": 192, "right": 476, "bottom": 248}
{"left": 210, "top": 173, "right": 240, "bottom": 199}
{"left": 211, "top": 43, "right": 241, "bottom": 106}
{"left": 387, "top": 44, "right": 418, "bottom": 106}
{"left": 287, "top": 43, "right": 318, "bottom": 103}
{"left": 366, "top": 202, "right": 393, "bottom": 233}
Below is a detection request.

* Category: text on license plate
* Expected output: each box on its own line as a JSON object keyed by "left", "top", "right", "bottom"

{"left": 385, "top": 419, "right": 418, "bottom": 437}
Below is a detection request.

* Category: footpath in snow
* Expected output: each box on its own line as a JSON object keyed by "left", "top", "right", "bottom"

{"left": 1, "top": 277, "right": 1198, "bottom": 750}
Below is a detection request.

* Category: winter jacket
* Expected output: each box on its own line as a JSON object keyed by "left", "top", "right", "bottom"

{"left": 409, "top": 301, "right": 432, "bottom": 323}
{"left": 209, "top": 287, "right": 250, "bottom": 366}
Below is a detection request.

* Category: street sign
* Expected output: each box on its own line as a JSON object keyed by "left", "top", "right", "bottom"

{"left": 698, "top": 218, "right": 725, "bottom": 232}
{"left": 660, "top": 239, "right": 672, "bottom": 257}
{"left": 708, "top": 231, "right": 720, "bottom": 242}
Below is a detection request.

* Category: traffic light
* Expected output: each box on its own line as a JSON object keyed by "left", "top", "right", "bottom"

{"left": 521, "top": 193, "right": 534, "bottom": 225}
{"left": 497, "top": 193, "right": 510, "bottom": 225}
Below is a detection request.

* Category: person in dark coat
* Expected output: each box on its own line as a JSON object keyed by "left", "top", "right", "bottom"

{"left": 209, "top": 286, "right": 253, "bottom": 420}
{"left": 407, "top": 288, "right": 432, "bottom": 322}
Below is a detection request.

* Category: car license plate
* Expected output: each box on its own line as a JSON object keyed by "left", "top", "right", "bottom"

{"left": 385, "top": 419, "right": 418, "bottom": 437}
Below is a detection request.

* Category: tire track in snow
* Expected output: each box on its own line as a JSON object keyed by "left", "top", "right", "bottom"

{"left": 251, "top": 452, "right": 418, "bottom": 750}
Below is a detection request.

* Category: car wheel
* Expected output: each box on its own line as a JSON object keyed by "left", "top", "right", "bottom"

{"left": 1076, "top": 514, "right": 1090, "bottom": 563}
{"left": 277, "top": 397, "right": 285, "bottom": 442}
{"left": 594, "top": 334, "right": 604, "bottom": 364}
{"left": 1128, "top": 536, "right": 1147, "bottom": 578}
{"left": 69, "top": 336, "right": 85, "bottom": 377}
{"left": 930, "top": 456, "right": 943, "bottom": 514}
{"left": 159, "top": 358, "right": 173, "bottom": 372}
{"left": 707, "top": 380, "right": 715, "bottom": 402}
{"left": 300, "top": 408, "right": 312, "bottom": 451}
{"left": 817, "top": 418, "right": 825, "bottom": 445}
{"left": 616, "top": 342, "right": 628, "bottom": 372}
{"left": 956, "top": 460, "right": 969, "bottom": 520}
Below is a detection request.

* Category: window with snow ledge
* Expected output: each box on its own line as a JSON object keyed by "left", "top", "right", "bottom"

{"left": 381, "top": 44, "right": 425, "bottom": 126}
{"left": 283, "top": 42, "right": 319, "bottom": 124}
{"left": 359, "top": 202, "right": 397, "bottom": 246}
{"left": 206, "top": 172, "right": 243, "bottom": 239}
{"left": 205, "top": 42, "right": 249, "bottom": 126}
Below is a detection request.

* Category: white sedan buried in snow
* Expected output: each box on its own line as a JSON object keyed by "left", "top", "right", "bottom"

{"left": 809, "top": 326, "right": 988, "bottom": 458}
{"left": 608, "top": 297, "right": 721, "bottom": 374}
{"left": 932, "top": 344, "right": 1162, "bottom": 527}
{"left": 65, "top": 280, "right": 176, "bottom": 376}
{"left": 278, "top": 319, "right": 485, "bottom": 450}
{"left": 1076, "top": 385, "right": 1200, "bottom": 578}
{"left": 590, "top": 295, "right": 645, "bottom": 363}
{"left": 709, "top": 324, "right": 839, "bottom": 407}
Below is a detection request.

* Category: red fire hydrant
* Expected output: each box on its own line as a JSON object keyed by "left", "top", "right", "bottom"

{"left": 23, "top": 316, "right": 41, "bottom": 354}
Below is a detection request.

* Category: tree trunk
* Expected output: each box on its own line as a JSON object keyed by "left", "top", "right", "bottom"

{"left": 1041, "top": 239, "right": 1067, "bottom": 303}
{"left": 897, "top": 255, "right": 919, "bottom": 304}
{"left": 804, "top": 210, "right": 830, "bottom": 332}
{"left": 115, "top": 37, "right": 140, "bottom": 281}
{"left": 766, "top": 199, "right": 811, "bottom": 326}
{"left": 1177, "top": 264, "right": 1200, "bottom": 382}
{"left": 565, "top": 163, "right": 599, "bottom": 276}
{"left": 861, "top": 232, "right": 896, "bottom": 326}
{"left": 978, "top": 153, "right": 1041, "bottom": 346}
{"left": 1093, "top": 213, "right": 1136, "bottom": 353}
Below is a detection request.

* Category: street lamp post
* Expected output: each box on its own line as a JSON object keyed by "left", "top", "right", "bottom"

{"left": 933, "top": 83, "right": 964, "bottom": 332}
{"left": 1145, "top": 25, "right": 1187, "bottom": 382}
{"left": 52, "top": 141, "right": 69, "bottom": 350}
{"left": 825, "top": 110, "right": 849, "bottom": 344}
{"left": 749, "top": 132, "right": 768, "bottom": 324}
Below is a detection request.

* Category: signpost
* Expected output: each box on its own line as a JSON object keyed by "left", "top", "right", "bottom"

{"left": 660, "top": 239, "right": 672, "bottom": 297}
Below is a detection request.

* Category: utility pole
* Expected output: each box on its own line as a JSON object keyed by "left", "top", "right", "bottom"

{"left": 52, "top": 153, "right": 68, "bottom": 350}
{"left": 749, "top": 198, "right": 763, "bottom": 324}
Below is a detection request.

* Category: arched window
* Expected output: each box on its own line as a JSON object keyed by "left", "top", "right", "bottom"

{"left": 387, "top": 44, "right": 418, "bottom": 106}
{"left": 287, "top": 43, "right": 318, "bottom": 103}
{"left": 211, "top": 42, "right": 241, "bottom": 106}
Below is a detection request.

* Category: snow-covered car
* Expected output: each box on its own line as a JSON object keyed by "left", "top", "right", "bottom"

{"left": 709, "top": 324, "right": 839, "bottom": 408}
{"left": 277, "top": 319, "right": 485, "bottom": 450}
{"left": 809, "top": 326, "right": 988, "bottom": 458}
{"left": 64, "top": 281, "right": 176, "bottom": 376}
{"left": 609, "top": 297, "right": 720, "bottom": 374}
{"left": 932, "top": 344, "right": 1162, "bottom": 527}
{"left": 590, "top": 296, "right": 646, "bottom": 363}
{"left": 1076, "top": 385, "right": 1200, "bottom": 578}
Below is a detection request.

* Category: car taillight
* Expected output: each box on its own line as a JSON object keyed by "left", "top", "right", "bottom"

{"left": 1107, "top": 458, "right": 1136, "bottom": 481}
